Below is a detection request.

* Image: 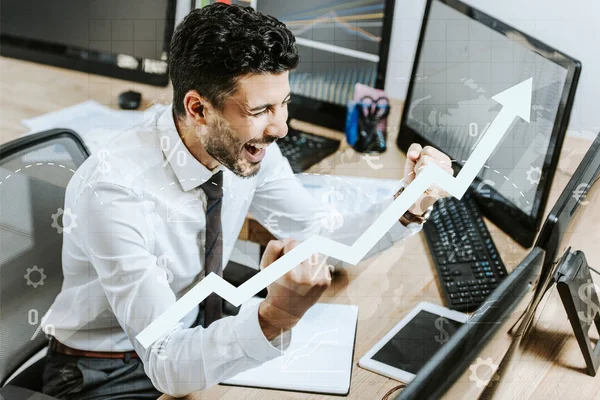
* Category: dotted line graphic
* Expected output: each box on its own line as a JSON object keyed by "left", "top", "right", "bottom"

{"left": 0, "top": 163, "right": 74, "bottom": 183}
{"left": 458, "top": 159, "right": 531, "bottom": 206}
{"left": 0, "top": 159, "right": 533, "bottom": 213}
{"left": 0, "top": 162, "right": 107, "bottom": 202}
{"left": 0, "top": 162, "right": 77, "bottom": 183}
{"left": 297, "top": 159, "right": 532, "bottom": 206}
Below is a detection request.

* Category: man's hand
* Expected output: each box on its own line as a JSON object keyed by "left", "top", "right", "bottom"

{"left": 257, "top": 239, "right": 332, "bottom": 341}
{"left": 400, "top": 143, "right": 454, "bottom": 216}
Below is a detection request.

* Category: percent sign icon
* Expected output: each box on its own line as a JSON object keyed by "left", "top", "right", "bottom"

{"left": 308, "top": 253, "right": 334, "bottom": 282}
{"left": 160, "top": 135, "right": 187, "bottom": 167}
{"left": 29, "top": 308, "right": 54, "bottom": 341}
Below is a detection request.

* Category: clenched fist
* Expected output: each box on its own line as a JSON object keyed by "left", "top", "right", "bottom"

{"left": 257, "top": 239, "right": 331, "bottom": 340}
{"left": 400, "top": 143, "right": 454, "bottom": 216}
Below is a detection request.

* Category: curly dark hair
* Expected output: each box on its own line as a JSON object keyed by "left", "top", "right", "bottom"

{"left": 169, "top": 3, "right": 299, "bottom": 119}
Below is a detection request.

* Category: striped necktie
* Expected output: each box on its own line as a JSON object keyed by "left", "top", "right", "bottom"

{"left": 199, "top": 171, "right": 224, "bottom": 327}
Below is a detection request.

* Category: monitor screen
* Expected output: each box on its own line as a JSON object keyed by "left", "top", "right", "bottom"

{"left": 256, "top": 0, "right": 387, "bottom": 106}
{"left": 405, "top": 0, "right": 567, "bottom": 217}
{"left": 0, "top": 0, "right": 175, "bottom": 86}
{"left": 398, "top": 0, "right": 581, "bottom": 247}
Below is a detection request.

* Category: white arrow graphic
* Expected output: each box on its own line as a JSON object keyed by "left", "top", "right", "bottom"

{"left": 136, "top": 78, "right": 533, "bottom": 349}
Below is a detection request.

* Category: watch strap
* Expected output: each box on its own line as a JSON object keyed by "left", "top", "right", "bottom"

{"left": 395, "top": 187, "right": 433, "bottom": 226}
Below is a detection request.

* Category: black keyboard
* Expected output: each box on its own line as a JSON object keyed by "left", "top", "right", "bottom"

{"left": 424, "top": 196, "right": 508, "bottom": 312}
{"left": 278, "top": 127, "right": 340, "bottom": 173}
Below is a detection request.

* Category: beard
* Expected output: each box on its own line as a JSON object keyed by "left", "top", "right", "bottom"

{"left": 203, "top": 114, "right": 277, "bottom": 178}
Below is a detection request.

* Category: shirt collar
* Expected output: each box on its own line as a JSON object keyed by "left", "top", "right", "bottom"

{"left": 156, "top": 104, "right": 224, "bottom": 192}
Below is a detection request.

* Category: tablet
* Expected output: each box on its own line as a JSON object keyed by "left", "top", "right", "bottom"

{"left": 359, "top": 302, "right": 468, "bottom": 383}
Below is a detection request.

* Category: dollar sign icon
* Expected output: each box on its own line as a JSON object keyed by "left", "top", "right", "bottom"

{"left": 97, "top": 148, "right": 111, "bottom": 175}
{"left": 321, "top": 188, "right": 344, "bottom": 232}
{"left": 434, "top": 316, "right": 449, "bottom": 344}
{"left": 577, "top": 279, "right": 600, "bottom": 323}
{"left": 157, "top": 254, "right": 173, "bottom": 285}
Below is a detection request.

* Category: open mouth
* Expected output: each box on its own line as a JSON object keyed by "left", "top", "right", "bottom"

{"left": 243, "top": 142, "right": 269, "bottom": 162}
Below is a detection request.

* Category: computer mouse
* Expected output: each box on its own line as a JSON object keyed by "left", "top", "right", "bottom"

{"left": 118, "top": 90, "right": 142, "bottom": 110}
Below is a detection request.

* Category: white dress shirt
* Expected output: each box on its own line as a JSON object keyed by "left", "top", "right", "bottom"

{"left": 42, "top": 105, "right": 420, "bottom": 397}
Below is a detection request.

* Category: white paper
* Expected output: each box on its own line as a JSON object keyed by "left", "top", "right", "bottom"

{"left": 297, "top": 174, "right": 403, "bottom": 214}
{"left": 21, "top": 100, "right": 167, "bottom": 153}
{"left": 223, "top": 299, "right": 359, "bottom": 395}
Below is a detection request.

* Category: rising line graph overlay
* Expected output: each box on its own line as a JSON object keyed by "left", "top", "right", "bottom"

{"left": 286, "top": 11, "right": 384, "bottom": 42}
{"left": 136, "top": 79, "right": 533, "bottom": 349}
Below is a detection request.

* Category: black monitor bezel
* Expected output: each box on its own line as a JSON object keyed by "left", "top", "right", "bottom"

{"left": 397, "top": 132, "right": 600, "bottom": 400}
{"left": 265, "top": 0, "right": 396, "bottom": 133}
{"left": 396, "top": 0, "right": 582, "bottom": 248}
{"left": 397, "top": 246, "right": 546, "bottom": 399}
{"left": 534, "top": 132, "right": 600, "bottom": 298}
{"left": 0, "top": 0, "right": 177, "bottom": 87}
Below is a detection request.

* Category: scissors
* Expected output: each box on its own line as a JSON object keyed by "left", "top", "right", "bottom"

{"left": 359, "top": 95, "right": 390, "bottom": 121}
{"left": 354, "top": 96, "right": 390, "bottom": 154}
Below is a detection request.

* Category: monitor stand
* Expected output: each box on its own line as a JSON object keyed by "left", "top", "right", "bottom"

{"left": 555, "top": 249, "right": 600, "bottom": 376}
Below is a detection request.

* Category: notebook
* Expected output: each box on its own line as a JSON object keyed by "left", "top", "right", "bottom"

{"left": 222, "top": 300, "right": 359, "bottom": 395}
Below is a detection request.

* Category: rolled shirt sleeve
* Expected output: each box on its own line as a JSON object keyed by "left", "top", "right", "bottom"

{"left": 249, "top": 145, "right": 422, "bottom": 258}
{"left": 75, "top": 182, "right": 288, "bottom": 397}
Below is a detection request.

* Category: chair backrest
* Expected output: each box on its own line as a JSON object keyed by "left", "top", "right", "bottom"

{"left": 0, "top": 129, "right": 90, "bottom": 385}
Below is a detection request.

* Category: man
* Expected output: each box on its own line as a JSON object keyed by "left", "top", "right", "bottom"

{"left": 42, "top": 3, "right": 453, "bottom": 399}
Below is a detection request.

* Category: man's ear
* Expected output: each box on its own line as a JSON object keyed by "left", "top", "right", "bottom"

{"left": 183, "top": 91, "right": 214, "bottom": 126}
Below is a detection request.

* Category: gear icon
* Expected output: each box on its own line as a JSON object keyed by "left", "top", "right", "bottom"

{"left": 469, "top": 357, "right": 499, "bottom": 388}
{"left": 526, "top": 166, "right": 542, "bottom": 185}
{"left": 25, "top": 265, "right": 47, "bottom": 288}
{"left": 51, "top": 207, "right": 78, "bottom": 234}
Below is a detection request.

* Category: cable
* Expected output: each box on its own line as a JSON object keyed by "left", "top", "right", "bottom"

{"left": 589, "top": 266, "right": 600, "bottom": 276}
{"left": 382, "top": 383, "right": 406, "bottom": 400}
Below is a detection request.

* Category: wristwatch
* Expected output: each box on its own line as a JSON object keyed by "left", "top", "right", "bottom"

{"left": 395, "top": 187, "right": 433, "bottom": 226}
{"left": 400, "top": 207, "right": 432, "bottom": 226}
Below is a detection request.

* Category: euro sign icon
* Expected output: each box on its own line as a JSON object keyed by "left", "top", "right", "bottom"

{"left": 572, "top": 183, "right": 590, "bottom": 206}
{"left": 362, "top": 154, "right": 383, "bottom": 170}
{"left": 264, "top": 212, "right": 283, "bottom": 235}
{"left": 476, "top": 180, "right": 496, "bottom": 200}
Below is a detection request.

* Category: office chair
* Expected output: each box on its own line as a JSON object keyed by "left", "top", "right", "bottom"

{"left": 0, "top": 128, "right": 264, "bottom": 399}
{"left": 0, "top": 129, "right": 90, "bottom": 399}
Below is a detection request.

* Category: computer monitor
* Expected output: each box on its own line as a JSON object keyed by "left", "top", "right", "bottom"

{"left": 534, "top": 132, "right": 600, "bottom": 301}
{"left": 255, "top": 0, "right": 397, "bottom": 132}
{"left": 397, "top": 0, "right": 581, "bottom": 247}
{"left": 395, "top": 132, "right": 600, "bottom": 399}
{"left": 0, "top": 0, "right": 177, "bottom": 86}
{"left": 395, "top": 246, "right": 546, "bottom": 399}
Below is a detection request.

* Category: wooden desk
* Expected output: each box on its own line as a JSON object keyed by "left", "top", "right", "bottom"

{"left": 1, "top": 57, "right": 598, "bottom": 400}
